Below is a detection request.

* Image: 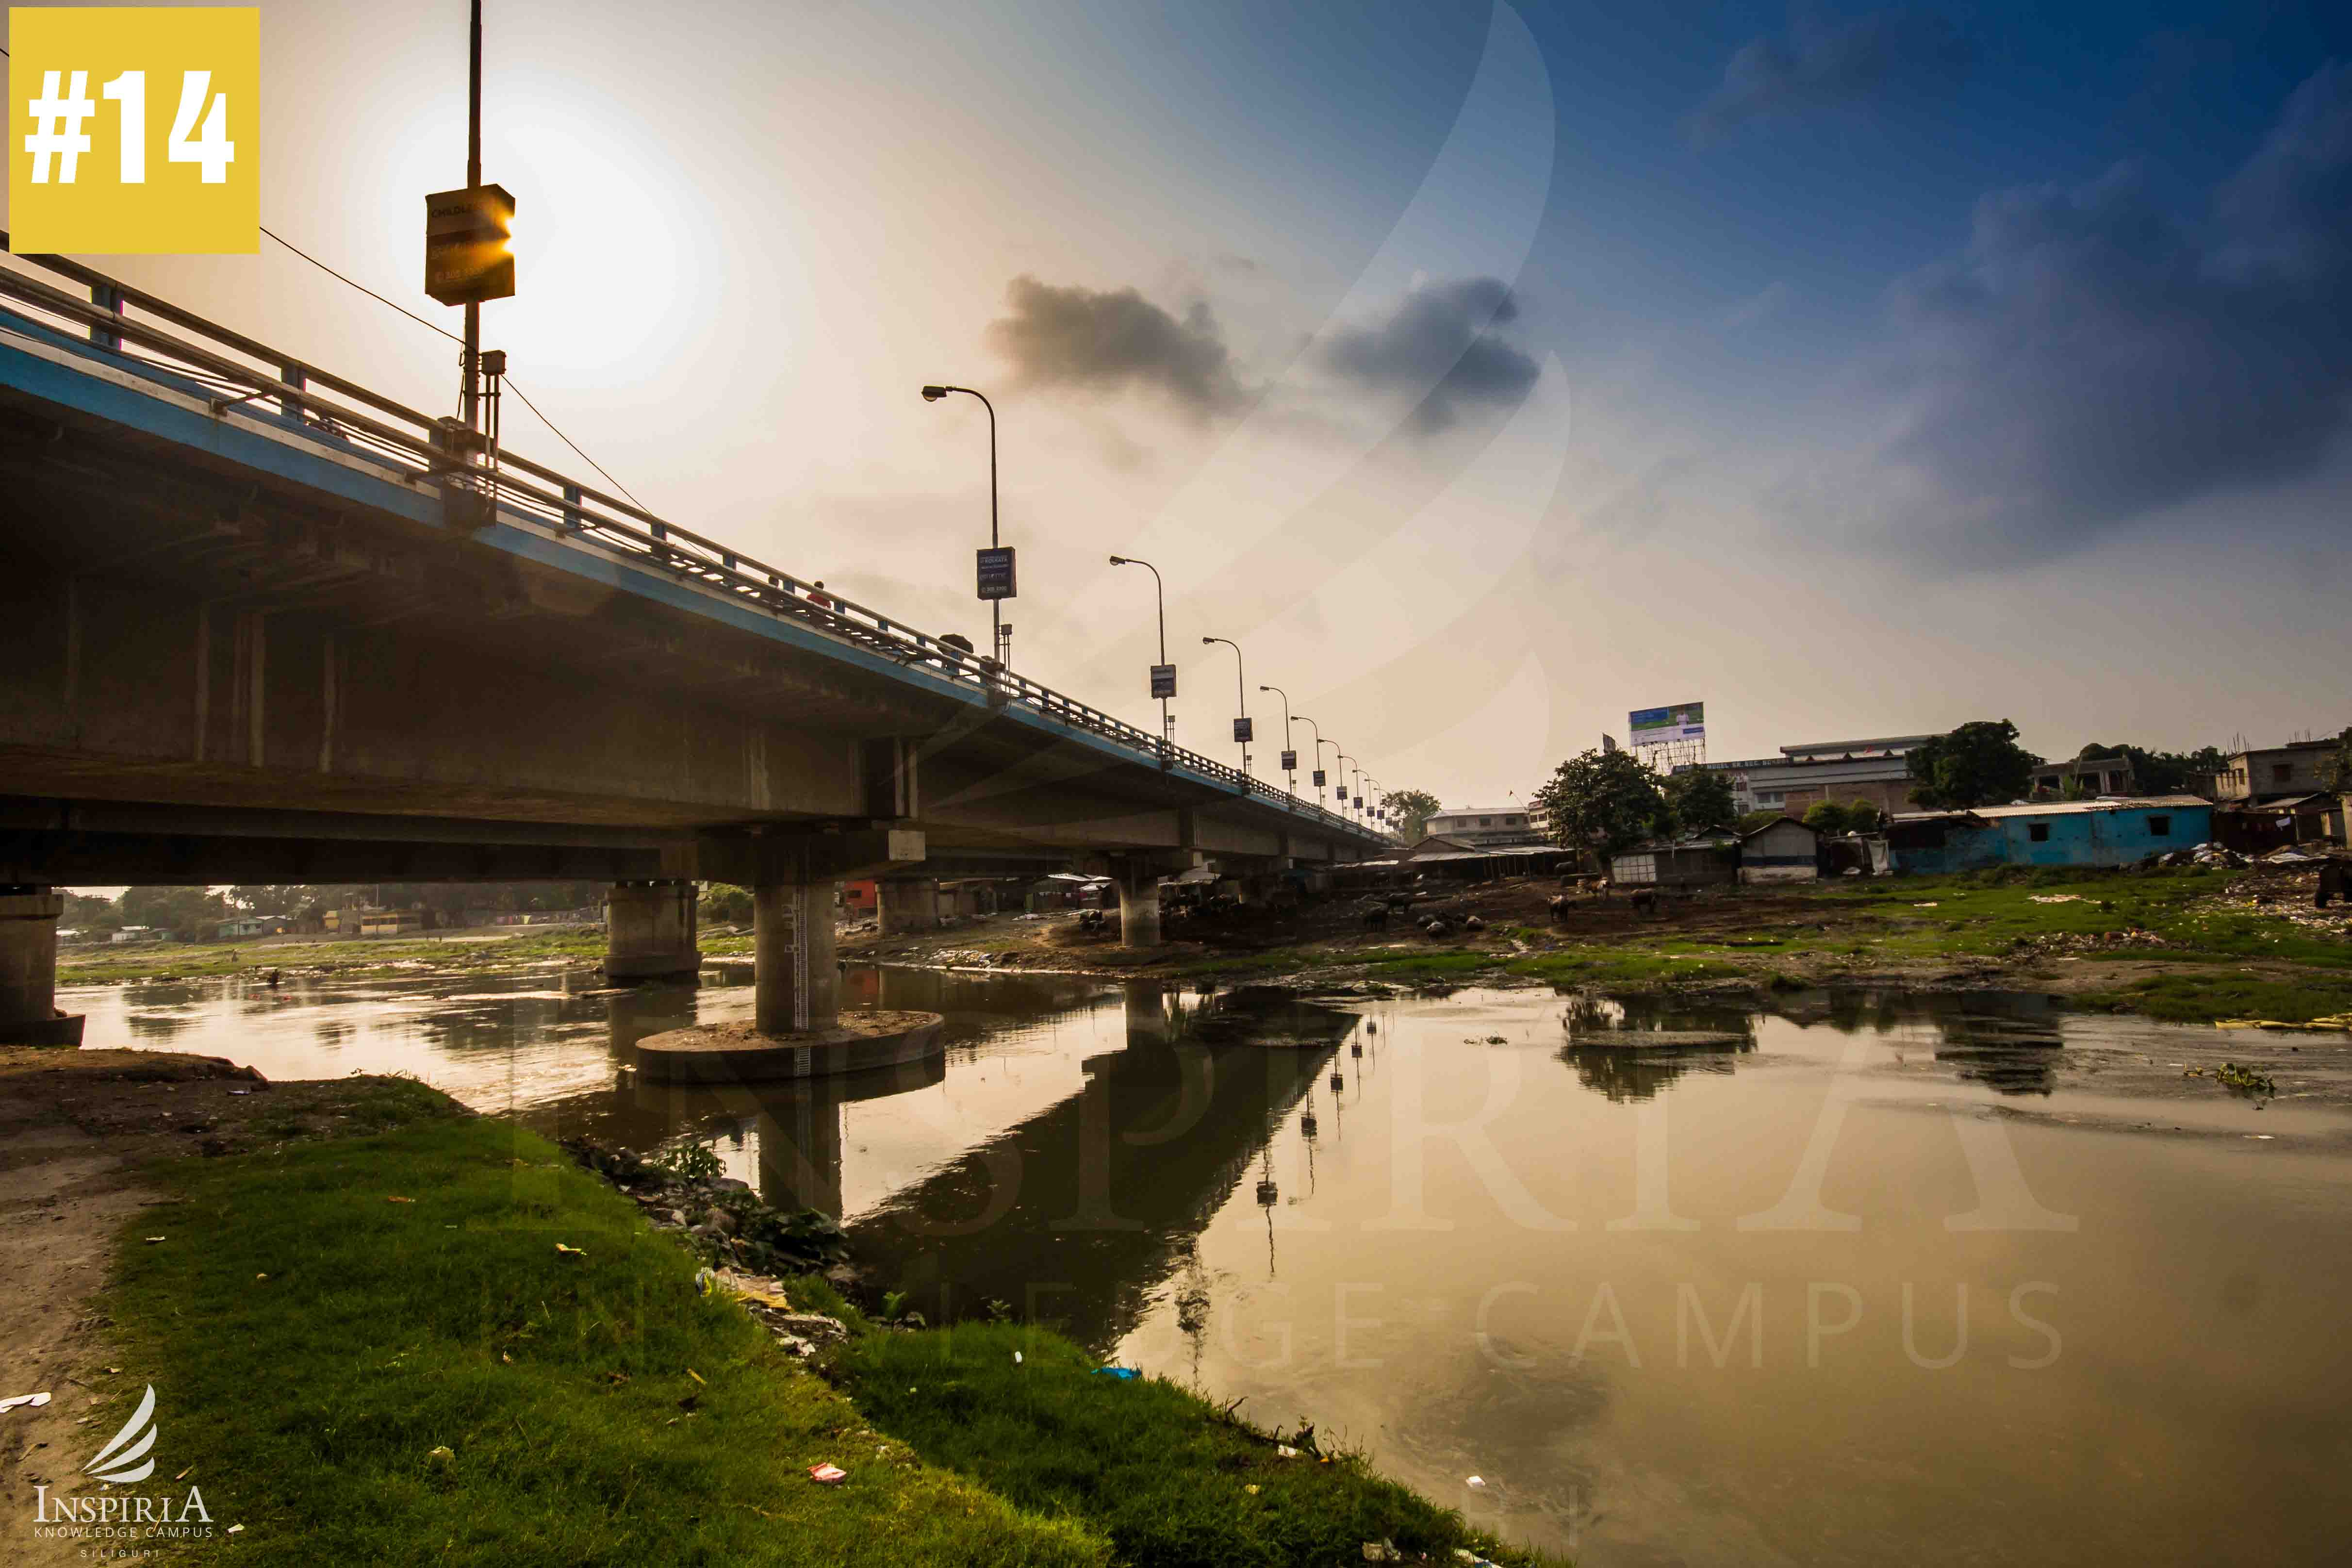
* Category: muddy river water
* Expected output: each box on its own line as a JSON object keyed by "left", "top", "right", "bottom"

{"left": 61, "top": 960, "right": 2352, "bottom": 1566}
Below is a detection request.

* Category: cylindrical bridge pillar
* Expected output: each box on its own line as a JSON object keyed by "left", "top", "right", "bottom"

{"left": 877, "top": 878, "right": 940, "bottom": 936}
{"left": 0, "top": 887, "right": 82, "bottom": 1046}
{"left": 755, "top": 879, "right": 840, "bottom": 1034}
{"left": 1116, "top": 863, "right": 1162, "bottom": 948}
{"left": 605, "top": 879, "right": 701, "bottom": 981}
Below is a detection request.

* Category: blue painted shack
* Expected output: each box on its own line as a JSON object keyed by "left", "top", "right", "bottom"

{"left": 1884, "top": 796, "right": 2213, "bottom": 874}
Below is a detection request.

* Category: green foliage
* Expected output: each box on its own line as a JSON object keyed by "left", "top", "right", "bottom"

{"left": 651, "top": 1139, "right": 724, "bottom": 1184}
{"left": 1736, "top": 809, "right": 1785, "bottom": 834}
{"left": 1843, "top": 801, "right": 1882, "bottom": 833}
{"left": 105, "top": 1119, "right": 1106, "bottom": 1568}
{"left": 118, "top": 885, "right": 230, "bottom": 940}
{"left": 1801, "top": 801, "right": 1851, "bottom": 835}
{"left": 699, "top": 882, "right": 756, "bottom": 925}
{"left": 829, "top": 1323, "right": 1556, "bottom": 1568}
{"left": 1663, "top": 767, "right": 1738, "bottom": 832}
{"left": 1378, "top": 788, "right": 1444, "bottom": 842}
{"left": 1907, "top": 720, "right": 2041, "bottom": 808}
{"left": 1532, "top": 748, "right": 1670, "bottom": 855}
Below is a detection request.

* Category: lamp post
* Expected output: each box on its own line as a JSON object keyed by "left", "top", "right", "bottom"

{"left": 921, "top": 383, "right": 1007, "bottom": 668}
{"left": 1296, "top": 716, "right": 1325, "bottom": 807}
{"left": 1337, "top": 753, "right": 1356, "bottom": 823}
{"left": 1108, "top": 555, "right": 1169, "bottom": 761}
{"left": 1202, "top": 636, "right": 1249, "bottom": 778}
{"left": 1258, "top": 684, "right": 1295, "bottom": 799}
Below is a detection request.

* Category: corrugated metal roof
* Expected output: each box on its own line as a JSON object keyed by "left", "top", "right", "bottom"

{"left": 1891, "top": 795, "right": 2206, "bottom": 822}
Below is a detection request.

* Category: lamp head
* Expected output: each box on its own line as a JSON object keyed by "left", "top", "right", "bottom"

{"left": 1201, "top": 636, "right": 1215, "bottom": 645}
{"left": 921, "top": 385, "right": 949, "bottom": 402}
{"left": 1108, "top": 555, "right": 1127, "bottom": 565}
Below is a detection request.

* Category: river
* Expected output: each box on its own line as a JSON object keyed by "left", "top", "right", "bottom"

{"left": 60, "top": 959, "right": 2352, "bottom": 1566}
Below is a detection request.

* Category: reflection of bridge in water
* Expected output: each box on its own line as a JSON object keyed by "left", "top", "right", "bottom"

{"left": 524, "top": 966, "right": 1369, "bottom": 1347}
{"left": 845, "top": 985, "right": 1361, "bottom": 1346}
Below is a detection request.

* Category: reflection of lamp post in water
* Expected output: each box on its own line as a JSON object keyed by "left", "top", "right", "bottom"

{"left": 1254, "top": 1138, "right": 1279, "bottom": 1277}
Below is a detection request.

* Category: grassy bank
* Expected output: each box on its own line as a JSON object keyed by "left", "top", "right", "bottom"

{"left": 58, "top": 927, "right": 756, "bottom": 986}
{"left": 102, "top": 1112, "right": 1103, "bottom": 1566}
{"left": 829, "top": 1324, "right": 1551, "bottom": 1567}
{"left": 99, "top": 1110, "right": 1548, "bottom": 1565}
{"left": 1161, "top": 866, "right": 2352, "bottom": 1024}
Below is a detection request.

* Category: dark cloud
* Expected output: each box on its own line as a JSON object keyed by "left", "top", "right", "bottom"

{"left": 1317, "top": 277, "right": 1541, "bottom": 431}
{"left": 984, "top": 276, "right": 1245, "bottom": 416}
{"left": 1691, "top": 9, "right": 1971, "bottom": 143}
{"left": 1875, "top": 60, "right": 2352, "bottom": 564}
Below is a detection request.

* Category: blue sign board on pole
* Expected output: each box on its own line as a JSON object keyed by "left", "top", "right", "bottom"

{"left": 1280, "top": 749, "right": 1297, "bottom": 772}
{"left": 1233, "top": 716, "right": 1254, "bottom": 745}
{"left": 1312, "top": 769, "right": 1326, "bottom": 788}
{"left": 976, "top": 546, "right": 1017, "bottom": 601}
{"left": 1150, "top": 664, "right": 1176, "bottom": 699}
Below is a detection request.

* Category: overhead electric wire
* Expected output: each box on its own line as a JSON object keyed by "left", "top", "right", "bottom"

{"left": 258, "top": 227, "right": 649, "bottom": 511}
{"left": 262, "top": 227, "right": 461, "bottom": 345}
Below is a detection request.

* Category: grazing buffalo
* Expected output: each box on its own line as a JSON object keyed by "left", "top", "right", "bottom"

{"left": 1362, "top": 905, "right": 1389, "bottom": 931}
{"left": 2319, "top": 860, "right": 2351, "bottom": 910}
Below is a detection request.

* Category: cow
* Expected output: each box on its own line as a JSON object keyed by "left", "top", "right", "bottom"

{"left": 2319, "top": 860, "right": 2352, "bottom": 910}
{"left": 1361, "top": 904, "right": 1389, "bottom": 931}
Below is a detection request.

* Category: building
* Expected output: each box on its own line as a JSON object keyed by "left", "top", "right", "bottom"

{"left": 1611, "top": 833, "right": 1740, "bottom": 889}
{"left": 216, "top": 916, "right": 277, "bottom": 941}
{"left": 1423, "top": 806, "right": 1547, "bottom": 847}
{"left": 2204, "top": 740, "right": 2343, "bottom": 802}
{"left": 2211, "top": 793, "right": 2339, "bottom": 854}
{"left": 1692, "top": 735, "right": 1939, "bottom": 819}
{"left": 1738, "top": 817, "right": 1821, "bottom": 884}
{"left": 2028, "top": 756, "right": 2136, "bottom": 798}
{"left": 1884, "top": 796, "right": 2211, "bottom": 875}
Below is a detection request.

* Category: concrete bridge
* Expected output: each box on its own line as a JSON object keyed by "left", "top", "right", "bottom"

{"left": 0, "top": 248, "right": 1388, "bottom": 1042}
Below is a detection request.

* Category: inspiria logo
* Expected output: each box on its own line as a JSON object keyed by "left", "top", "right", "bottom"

{"left": 31, "top": 1386, "right": 214, "bottom": 1542}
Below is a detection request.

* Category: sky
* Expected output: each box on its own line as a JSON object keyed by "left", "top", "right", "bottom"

{"left": 7, "top": 0, "right": 2351, "bottom": 812}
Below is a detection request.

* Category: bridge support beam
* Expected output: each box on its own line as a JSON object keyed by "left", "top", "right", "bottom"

{"left": 0, "top": 887, "right": 81, "bottom": 1045}
{"left": 605, "top": 879, "right": 701, "bottom": 981}
{"left": 755, "top": 879, "right": 839, "bottom": 1033}
{"left": 877, "top": 878, "right": 940, "bottom": 936}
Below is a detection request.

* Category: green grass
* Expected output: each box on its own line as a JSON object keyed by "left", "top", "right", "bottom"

{"left": 59, "top": 927, "right": 757, "bottom": 985}
{"left": 828, "top": 1323, "right": 1559, "bottom": 1568}
{"left": 101, "top": 1116, "right": 1105, "bottom": 1567}
{"left": 2074, "top": 970, "right": 2352, "bottom": 1024}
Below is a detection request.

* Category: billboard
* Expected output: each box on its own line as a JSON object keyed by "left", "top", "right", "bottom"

{"left": 1628, "top": 702, "right": 1705, "bottom": 744}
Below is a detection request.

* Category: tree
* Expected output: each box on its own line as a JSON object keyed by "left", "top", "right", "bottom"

{"left": 1843, "top": 801, "right": 1883, "bottom": 834}
{"left": 1802, "top": 801, "right": 1851, "bottom": 836}
{"left": 2322, "top": 726, "right": 2352, "bottom": 790}
{"left": 1531, "top": 749, "right": 1670, "bottom": 858}
{"left": 699, "top": 883, "right": 754, "bottom": 925}
{"left": 62, "top": 891, "right": 122, "bottom": 933}
{"left": 118, "top": 886, "right": 229, "bottom": 941}
{"left": 1736, "top": 808, "right": 1785, "bottom": 835}
{"left": 1663, "top": 768, "right": 1737, "bottom": 833}
{"left": 1379, "top": 789, "right": 1443, "bottom": 842}
{"left": 1908, "top": 721, "right": 2041, "bottom": 809}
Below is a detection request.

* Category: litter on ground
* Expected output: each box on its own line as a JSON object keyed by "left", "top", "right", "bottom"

{"left": 808, "top": 1462, "right": 847, "bottom": 1484}
{"left": 0, "top": 1392, "right": 51, "bottom": 1413}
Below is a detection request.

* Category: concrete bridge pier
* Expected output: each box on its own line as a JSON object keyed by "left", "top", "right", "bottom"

{"left": 606, "top": 879, "right": 702, "bottom": 981}
{"left": 877, "top": 878, "right": 940, "bottom": 936}
{"left": 0, "top": 887, "right": 81, "bottom": 1045}
{"left": 1114, "top": 860, "right": 1163, "bottom": 948}
{"left": 754, "top": 879, "right": 840, "bottom": 1033}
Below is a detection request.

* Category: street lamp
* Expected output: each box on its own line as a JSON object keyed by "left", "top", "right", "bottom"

{"left": 1296, "top": 716, "right": 1326, "bottom": 807}
{"left": 1202, "top": 637, "right": 1250, "bottom": 778}
{"left": 1258, "top": 684, "right": 1296, "bottom": 799}
{"left": 1108, "top": 555, "right": 1170, "bottom": 762}
{"left": 921, "top": 383, "right": 1010, "bottom": 668}
{"left": 1337, "top": 753, "right": 1355, "bottom": 823}
{"left": 1312, "top": 735, "right": 1338, "bottom": 812}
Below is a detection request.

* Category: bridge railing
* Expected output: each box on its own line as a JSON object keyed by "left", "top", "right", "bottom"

{"left": 0, "top": 243, "right": 1397, "bottom": 846}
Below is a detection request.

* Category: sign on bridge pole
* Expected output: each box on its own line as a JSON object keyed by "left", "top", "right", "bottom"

{"left": 976, "top": 546, "right": 1017, "bottom": 601}
{"left": 1280, "top": 749, "right": 1297, "bottom": 772}
{"left": 1233, "top": 716, "right": 1253, "bottom": 745}
{"left": 1150, "top": 664, "right": 1176, "bottom": 699}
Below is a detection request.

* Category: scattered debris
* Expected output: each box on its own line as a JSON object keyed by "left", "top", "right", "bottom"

{"left": 808, "top": 1462, "right": 847, "bottom": 1484}
{"left": 554, "top": 1242, "right": 586, "bottom": 1259}
{"left": 0, "top": 1392, "right": 51, "bottom": 1413}
{"left": 1091, "top": 1366, "right": 1141, "bottom": 1380}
